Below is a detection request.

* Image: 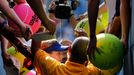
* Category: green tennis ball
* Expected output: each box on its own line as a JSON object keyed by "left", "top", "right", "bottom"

{"left": 75, "top": 18, "right": 105, "bottom": 37}
{"left": 100, "top": 12, "right": 108, "bottom": 29}
{"left": 101, "top": 60, "right": 123, "bottom": 75}
{"left": 7, "top": 46, "right": 16, "bottom": 55}
{"left": 90, "top": 33, "right": 124, "bottom": 69}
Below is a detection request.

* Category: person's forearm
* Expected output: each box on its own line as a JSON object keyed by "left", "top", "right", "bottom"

{"left": 88, "top": 0, "right": 100, "bottom": 37}
{"left": 120, "top": 0, "right": 131, "bottom": 42}
{"left": 26, "top": 0, "right": 56, "bottom": 34}
{"left": 31, "top": 32, "right": 53, "bottom": 54}
{"left": 31, "top": 38, "right": 41, "bottom": 55}
{"left": 1, "top": 35, "right": 8, "bottom": 54}
{"left": 0, "top": 0, "right": 25, "bottom": 31}
{"left": 0, "top": 25, "right": 32, "bottom": 58}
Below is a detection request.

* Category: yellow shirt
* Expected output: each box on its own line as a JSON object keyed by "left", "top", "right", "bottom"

{"left": 87, "top": 60, "right": 121, "bottom": 75}
{"left": 34, "top": 49, "right": 94, "bottom": 75}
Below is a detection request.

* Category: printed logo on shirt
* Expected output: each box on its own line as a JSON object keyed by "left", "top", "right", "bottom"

{"left": 29, "top": 14, "right": 39, "bottom": 26}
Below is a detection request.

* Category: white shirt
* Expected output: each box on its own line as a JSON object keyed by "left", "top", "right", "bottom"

{"left": 106, "top": 0, "right": 116, "bottom": 22}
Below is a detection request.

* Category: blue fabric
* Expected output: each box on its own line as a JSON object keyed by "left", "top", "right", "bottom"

{"left": 100, "top": 0, "right": 105, "bottom": 4}
{"left": 73, "top": 0, "right": 88, "bottom": 19}
{"left": 45, "top": 41, "right": 69, "bottom": 52}
{"left": 55, "top": 19, "right": 75, "bottom": 41}
{"left": 0, "top": 42, "right": 6, "bottom": 75}
{"left": 73, "top": 0, "right": 104, "bottom": 19}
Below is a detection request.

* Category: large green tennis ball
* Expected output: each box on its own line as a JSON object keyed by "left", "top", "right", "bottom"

{"left": 101, "top": 60, "right": 123, "bottom": 75}
{"left": 75, "top": 18, "right": 105, "bottom": 37}
{"left": 89, "top": 33, "right": 124, "bottom": 69}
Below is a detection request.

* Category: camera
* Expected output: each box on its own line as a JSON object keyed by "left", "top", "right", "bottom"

{"left": 49, "top": 0, "right": 79, "bottom": 19}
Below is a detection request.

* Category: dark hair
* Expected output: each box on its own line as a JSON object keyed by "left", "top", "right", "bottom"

{"left": 70, "top": 37, "right": 89, "bottom": 64}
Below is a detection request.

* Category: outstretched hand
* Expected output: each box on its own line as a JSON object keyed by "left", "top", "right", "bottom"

{"left": 87, "top": 36, "right": 101, "bottom": 59}
{"left": 22, "top": 25, "right": 32, "bottom": 41}
{"left": 121, "top": 38, "right": 128, "bottom": 55}
{"left": 74, "top": 28, "right": 88, "bottom": 37}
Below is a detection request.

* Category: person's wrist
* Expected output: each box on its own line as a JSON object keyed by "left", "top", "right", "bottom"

{"left": 20, "top": 24, "right": 26, "bottom": 33}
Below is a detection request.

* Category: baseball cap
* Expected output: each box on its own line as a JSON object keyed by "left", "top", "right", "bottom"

{"left": 45, "top": 41, "right": 69, "bottom": 53}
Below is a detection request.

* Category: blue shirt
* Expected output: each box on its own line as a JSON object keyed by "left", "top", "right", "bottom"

{"left": 0, "top": 42, "right": 6, "bottom": 75}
